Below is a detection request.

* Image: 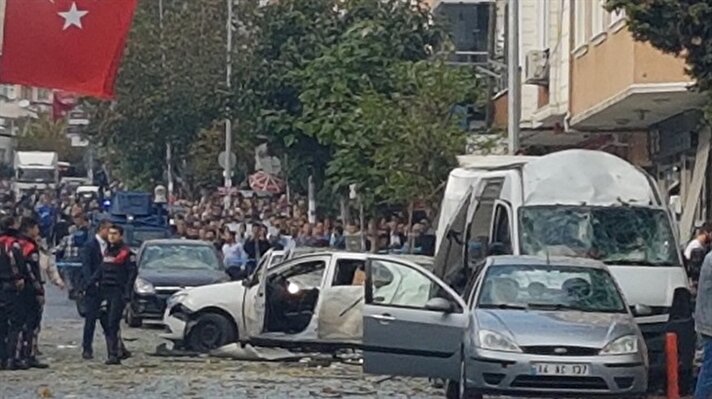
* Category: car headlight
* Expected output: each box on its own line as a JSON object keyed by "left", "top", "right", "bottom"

{"left": 477, "top": 330, "right": 522, "bottom": 353}
{"left": 166, "top": 291, "right": 188, "bottom": 308}
{"left": 600, "top": 335, "right": 639, "bottom": 355}
{"left": 134, "top": 277, "right": 155, "bottom": 295}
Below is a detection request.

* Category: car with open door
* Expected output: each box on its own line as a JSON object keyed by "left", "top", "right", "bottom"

{"left": 161, "top": 250, "right": 442, "bottom": 353}
{"left": 361, "top": 255, "right": 648, "bottom": 399}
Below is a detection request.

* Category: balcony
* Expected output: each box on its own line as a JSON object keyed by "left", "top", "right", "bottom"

{"left": 569, "top": 27, "right": 704, "bottom": 130}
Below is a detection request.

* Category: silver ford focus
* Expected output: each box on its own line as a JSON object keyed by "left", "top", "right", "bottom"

{"left": 455, "top": 256, "right": 648, "bottom": 398}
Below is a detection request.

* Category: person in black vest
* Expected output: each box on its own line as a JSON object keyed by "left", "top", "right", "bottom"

{"left": 16, "top": 217, "right": 48, "bottom": 369}
{"left": 0, "top": 215, "right": 26, "bottom": 370}
{"left": 80, "top": 220, "right": 131, "bottom": 362}
{"left": 86, "top": 224, "right": 137, "bottom": 365}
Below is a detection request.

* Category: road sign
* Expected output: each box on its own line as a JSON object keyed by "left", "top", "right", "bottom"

{"left": 218, "top": 151, "right": 237, "bottom": 169}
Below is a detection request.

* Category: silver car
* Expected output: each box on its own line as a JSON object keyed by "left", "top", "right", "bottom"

{"left": 360, "top": 256, "right": 647, "bottom": 399}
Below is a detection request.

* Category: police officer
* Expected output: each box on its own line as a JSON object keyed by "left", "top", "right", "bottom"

{"left": 0, "top": 215, "right": 27, "bottom": 370}
{"left": 17, "top": 217, "right": 49, "bottom": 369}
{"left": 86, "top": 225, "right": 136, "bottom": 365}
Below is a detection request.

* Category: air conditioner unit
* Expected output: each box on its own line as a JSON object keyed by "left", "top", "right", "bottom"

{"left": 525, "top": 50, "right": 549, "bottom": 85}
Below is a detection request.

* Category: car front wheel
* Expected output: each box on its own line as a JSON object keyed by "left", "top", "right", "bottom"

{"left": 125, "top": 307, "right": 143, "bottom": 328}
{"left": 445, "top": 359, "right": 482, "bottom": 399}
{"left": 187, "top": 312, "right": 236, "bottom": 352}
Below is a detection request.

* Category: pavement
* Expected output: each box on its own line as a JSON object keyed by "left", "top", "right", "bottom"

{"left": 0, "top": 285, "right": 687, "bottom": 399}
{"left": 0, "top": 284, "right": 442, "bottom": 399}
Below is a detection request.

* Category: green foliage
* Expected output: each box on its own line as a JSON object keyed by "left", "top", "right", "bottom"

{"left": 17, "top": 114, "right": 83, "bottom": 165}
{"left": 86, "top": 0, "right": 228, "bottom": 188}
{"left": 341, "top": 60, "right": 480, "bottom": 208}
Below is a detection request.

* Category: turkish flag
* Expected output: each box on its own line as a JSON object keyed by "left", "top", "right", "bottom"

{"left": 0, "top": 0, "right": 138, "bottom": 99}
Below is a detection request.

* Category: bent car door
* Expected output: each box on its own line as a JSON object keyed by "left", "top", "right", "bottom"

{"left": 242, "top": 251, "right": 273, "bottom": 338}
{"left": 362, "top": 257, "right": 469, "bottom": 380}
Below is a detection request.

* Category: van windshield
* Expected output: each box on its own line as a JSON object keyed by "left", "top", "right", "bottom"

{"left": 17, "top": 168, "right": 55, "bottom": 182}
{"left": 519, "top": 206, "right": 680, "bottom": 267}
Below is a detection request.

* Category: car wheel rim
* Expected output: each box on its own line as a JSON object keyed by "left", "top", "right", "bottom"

{"left": 199, "top": 323, "right": 220, "bottom": 347}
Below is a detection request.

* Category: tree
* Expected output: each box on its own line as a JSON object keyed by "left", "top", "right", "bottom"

{"left": 86, "top": 0, "right": 228, "bottom": 189}
{"left": 606, "top": 0, "right": 712, "bottom": 93}
{"left": 234, "top": 0, "right": 448, "bottom": 201}
{"left": 16, "top": 114, "right": 84, "bottom": 165}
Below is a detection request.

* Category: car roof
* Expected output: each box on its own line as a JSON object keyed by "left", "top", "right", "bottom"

{"left": 285, "top": 250, "right": 431, "bottom": 266}
{"left": 487, "top": 255, "right": 607, "bottom": 270}
{"left": 142, "top": 239, "right": 212, "bottom": 246}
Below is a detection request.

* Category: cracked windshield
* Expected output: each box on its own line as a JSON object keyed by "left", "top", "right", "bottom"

{"left": 0, "top": 0, "right": 706, "bottom": 398}
{"left": 520, "top": 206, "right": 679, "bottom": 266}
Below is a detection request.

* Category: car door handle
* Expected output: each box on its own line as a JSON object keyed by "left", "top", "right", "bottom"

{"left": 371, "top": 314, "right": 396, "bottom": 322}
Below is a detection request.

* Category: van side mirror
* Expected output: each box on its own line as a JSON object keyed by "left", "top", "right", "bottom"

{"left": 424, "top": 297, "right": 453, "bottom": 313}
{"left": 487, "top": 242, "right": 508, "bottom": 256}
{"left": 633, "top": 304, "right": 652, "bottom": 316}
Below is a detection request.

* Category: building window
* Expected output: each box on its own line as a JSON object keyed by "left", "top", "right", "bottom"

{"left": 538, "top": 0, "right": 550, "bottom": 50}
{"left": 20, "top": 86, "right": 32, "bottom": 100}
{"left": 37, "top": 89, "right": 51, "bottom": 102}
{"left": 591, "top": 0, "right": 606, "bottom": 39}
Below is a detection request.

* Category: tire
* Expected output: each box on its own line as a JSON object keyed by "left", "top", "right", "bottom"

{"left": 125, "top": 307, "right": 143, "bottom": 328}
{"left": 445, "top": 360, "right": 482, "bottom": 399}
{"left": 187, "top": 312, "right": 236, "bottom": 353}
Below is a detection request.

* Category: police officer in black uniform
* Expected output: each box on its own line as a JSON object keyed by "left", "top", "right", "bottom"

{"left": 86, "top": 224, "right": 136, "bottom": 365}
{"left": 0, "top": 215, "right": 27, "bottom": 370}
{"left": 17, "top": 217, "right": 49, "bottom": 369}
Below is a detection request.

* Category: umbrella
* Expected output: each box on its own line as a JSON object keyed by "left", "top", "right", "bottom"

{"left": 249, "top": 171, "right": 285, "bottom": 194}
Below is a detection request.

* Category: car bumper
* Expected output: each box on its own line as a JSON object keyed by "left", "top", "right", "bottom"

{"left": 131, "top": 293, "right": 172, "bottom": 320}
{"left": 160, "top": 305, "right": 189, "bottom": 342}
{"left": 464, "top": 348, "right": 647, "bottom": 396}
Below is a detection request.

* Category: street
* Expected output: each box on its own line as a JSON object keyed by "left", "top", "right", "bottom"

{"left": 0, "top": 284, "right": 442, "bottom": 399}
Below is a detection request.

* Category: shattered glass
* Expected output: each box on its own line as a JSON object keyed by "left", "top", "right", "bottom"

{"left": 519, "top": 206, "right": 679, "bottom": 266}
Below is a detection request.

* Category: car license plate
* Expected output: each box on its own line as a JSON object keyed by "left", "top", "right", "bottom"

{"left": 531, "top": 363, "right": 590, "bottom": 376}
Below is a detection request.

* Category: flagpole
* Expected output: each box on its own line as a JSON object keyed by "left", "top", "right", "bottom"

{"left": 223, "top": 0, "right": 234, "bottom": 211}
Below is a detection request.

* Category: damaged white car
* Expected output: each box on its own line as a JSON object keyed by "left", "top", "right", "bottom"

{"left": 161, "top": 251, "right": 441, "bottom": 353}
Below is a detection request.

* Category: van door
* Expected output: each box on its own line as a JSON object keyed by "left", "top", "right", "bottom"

{"left": 488, "top": 200, "right": 514, "bottom": 255}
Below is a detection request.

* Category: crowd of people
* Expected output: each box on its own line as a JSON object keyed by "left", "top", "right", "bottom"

{"left": 167, "top": 192, "right": 437, "bottom": 270}
{"left": 0, "top": 184, "right": 438, "bottom": 369}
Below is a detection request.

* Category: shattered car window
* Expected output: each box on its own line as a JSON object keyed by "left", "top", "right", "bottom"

{"left": 477, "top": 264, "right": 627, "bottom": 313}
{"left": 371, "top": 260, "right": 436, "bottom": 308}
{"left": 519, "top": 206, "right": 679, "bottom": 266}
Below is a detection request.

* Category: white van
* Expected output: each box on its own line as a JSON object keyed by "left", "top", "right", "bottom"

{"left": 434, "top": 149, "right": 694, "bottom": 391}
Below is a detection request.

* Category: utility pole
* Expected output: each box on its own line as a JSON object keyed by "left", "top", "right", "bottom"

{"left": 159, "top": 0, "right": 174, "bottom": 203}
{"left": 507, "top": 0, "right": 520, "bottom": 154}
{"left": 224, "top": 0, "right": 234, "bottom": 210}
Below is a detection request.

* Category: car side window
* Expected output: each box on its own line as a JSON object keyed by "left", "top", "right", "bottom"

{"left": 492, "top": 204, "right": 512, "bottom": 254}
{"left": 279, "top": 260, "right": 327, "bottom": 289}
{"left": 333, "top": 259, "right": 367, "bottom": 286}
{"left": 367, "top": 260, "right": 462, "bottom": 313}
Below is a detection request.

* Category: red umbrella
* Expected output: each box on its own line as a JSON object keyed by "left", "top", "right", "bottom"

{"left": 249, "top": 171, "right": 285, "bottom": 194}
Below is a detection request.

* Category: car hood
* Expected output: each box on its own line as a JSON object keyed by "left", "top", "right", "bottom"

{"left": 177, "top": 281, "right": 246, "bottom": 316}
{"left": 139, "top": 268, "right": 227, "bottom": 288}
{"left": 475, "top": 308, "right": 637, "bottom": 349}
{"left": 607, "top": 265, "right": 688, "bottom": 307}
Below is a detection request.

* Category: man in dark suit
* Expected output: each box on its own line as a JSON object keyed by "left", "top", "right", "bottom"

{"left": 80, "top": 220, "right": 129, "bottom": 360}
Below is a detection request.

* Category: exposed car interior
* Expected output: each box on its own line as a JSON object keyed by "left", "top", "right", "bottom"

{"left": 265, "top": 260, "right": 325, "bottom": 334}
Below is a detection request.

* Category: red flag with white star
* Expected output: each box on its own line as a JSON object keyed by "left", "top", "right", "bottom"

{"left": 0, "top": 0, "right": 138, "bottom": 99}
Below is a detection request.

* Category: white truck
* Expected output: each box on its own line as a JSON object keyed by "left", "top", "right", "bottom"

{"left": 434, "top": 149, "right": 694, "bottom": 392}
{"left": 13, "top": 151, "right": 59, "bottom": 196}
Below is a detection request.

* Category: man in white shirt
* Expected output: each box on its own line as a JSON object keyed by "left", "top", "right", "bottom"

{"left": 685, "top": 223, "right": 712, "bottom": 261}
